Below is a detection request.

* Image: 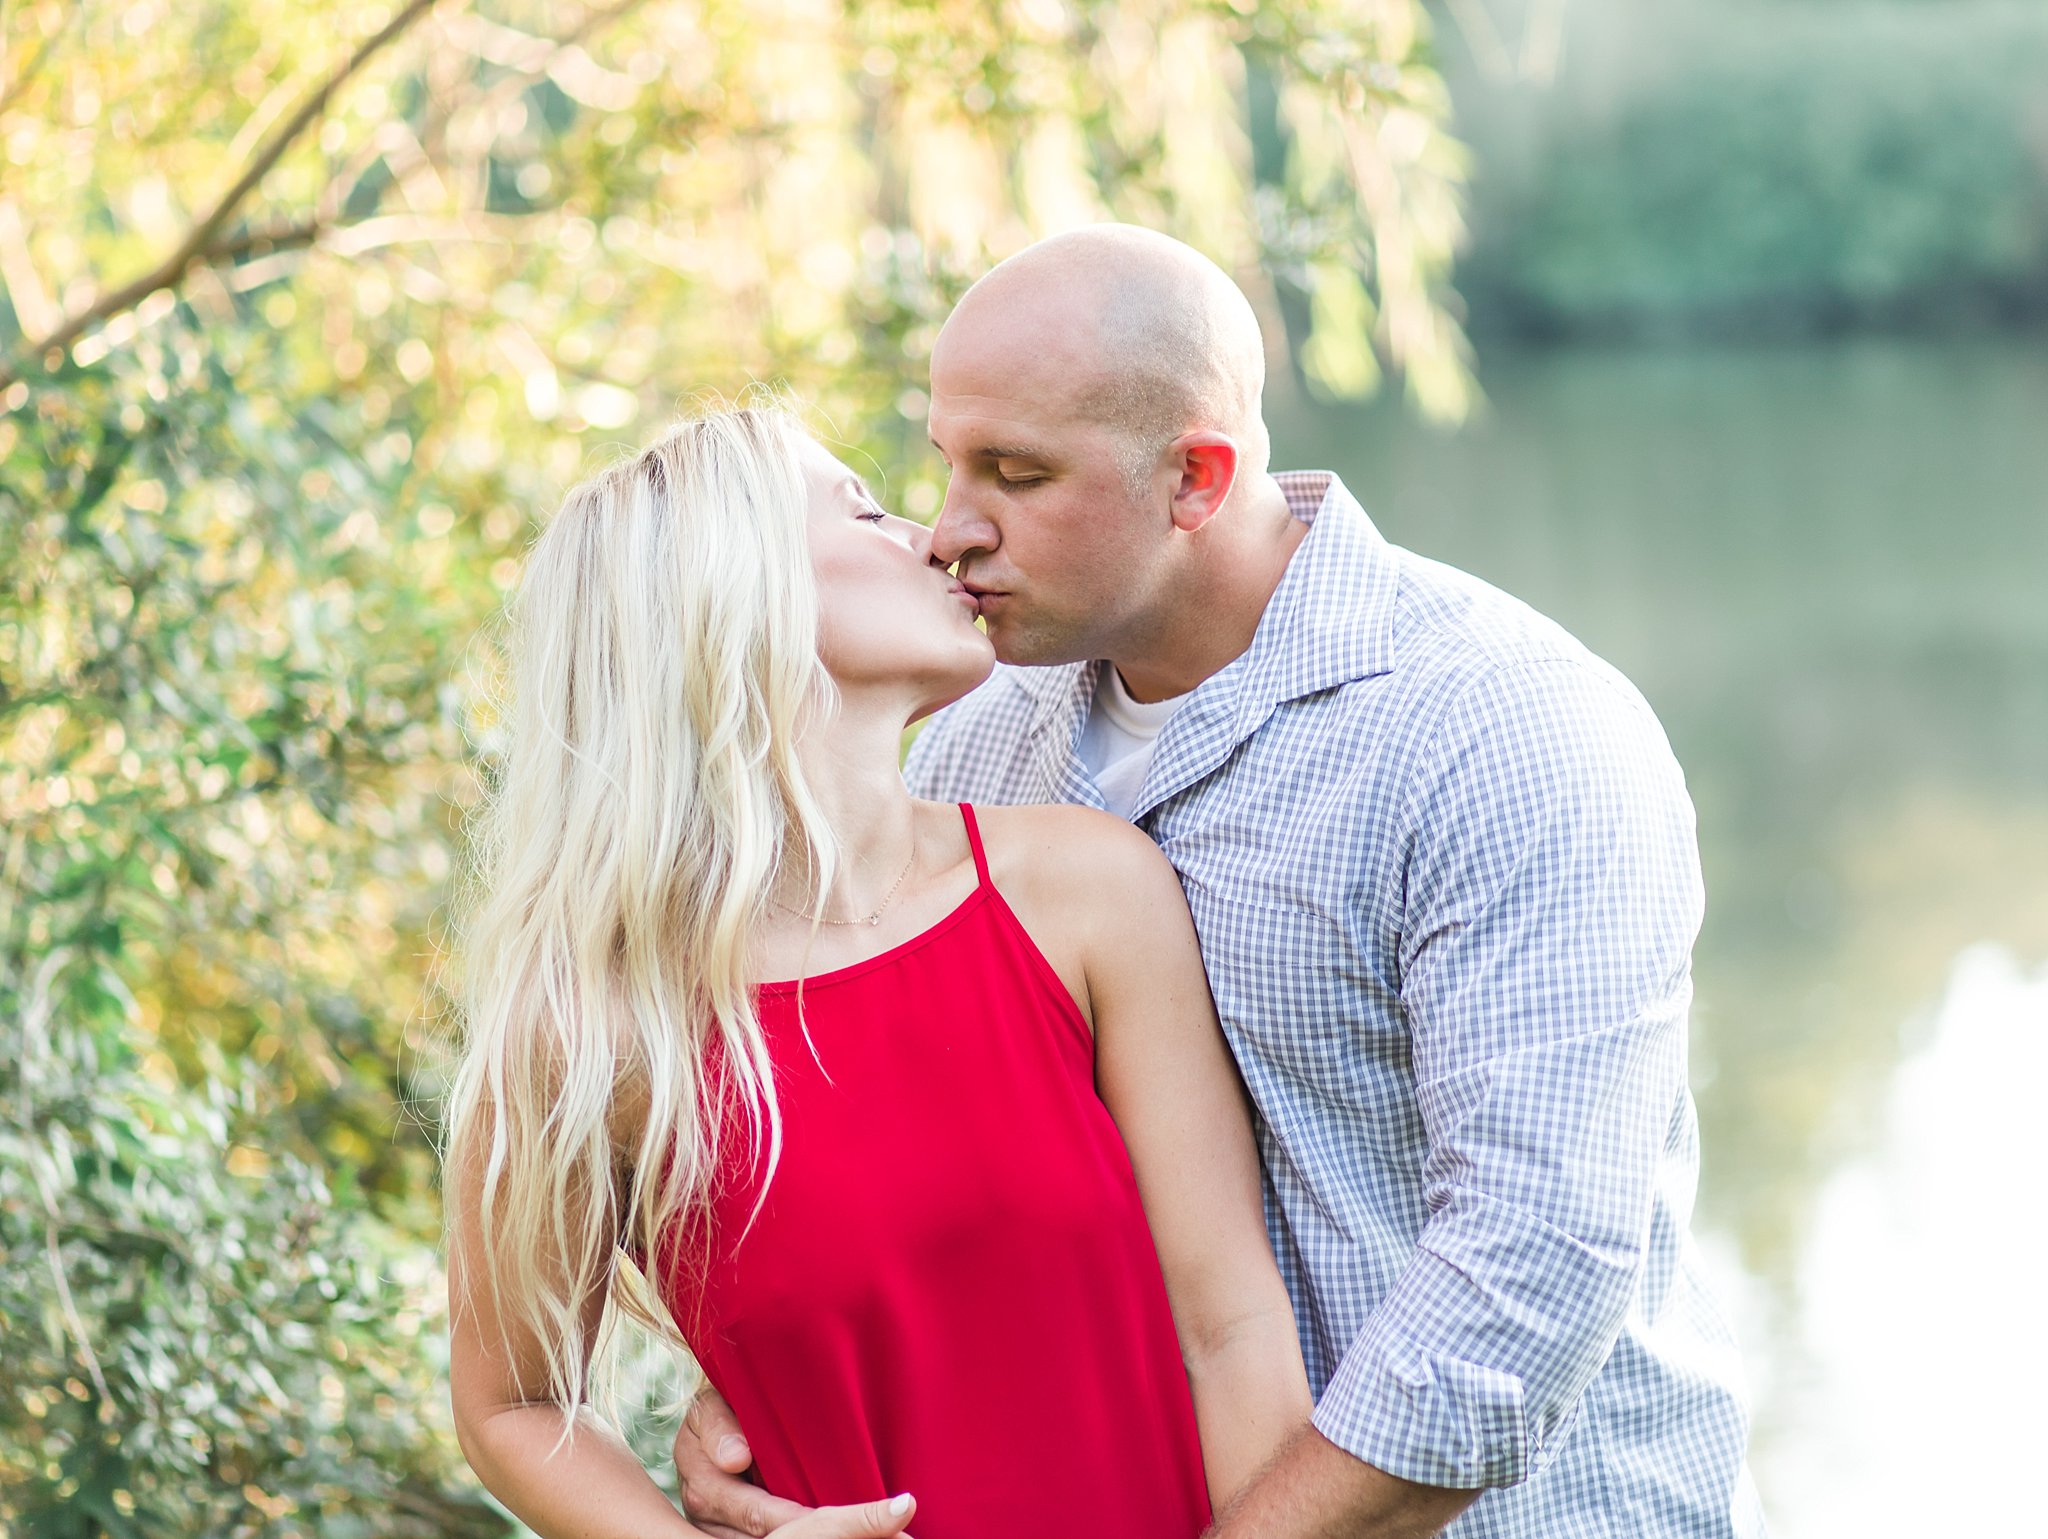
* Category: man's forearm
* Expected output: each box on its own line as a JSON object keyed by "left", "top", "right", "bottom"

{"left": 1206, "top": 1421, "right": 1480, "bottom": 1539}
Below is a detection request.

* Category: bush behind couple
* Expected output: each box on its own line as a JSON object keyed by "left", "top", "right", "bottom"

{"left": 444, "top": 225, "right": 1766, "bottom": 1539}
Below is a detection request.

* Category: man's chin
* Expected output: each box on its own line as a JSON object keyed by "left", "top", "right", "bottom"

{"left": 986, "top": 623, "right": 1093, "bottom": 671}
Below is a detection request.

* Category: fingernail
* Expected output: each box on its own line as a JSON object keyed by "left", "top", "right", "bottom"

{"left": 718, "top": 1434, "right": 749, "bottom": 1463}
{"left": 889, "top": 1493, "right": 912, "bottom": 1516}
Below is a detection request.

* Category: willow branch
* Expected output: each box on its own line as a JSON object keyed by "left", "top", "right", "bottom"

{"left": 0, "top": 4, "right": 72, "bottom": 119}
{"left": 0, "top": 0, "right": 445, "bottom": 389}
{"left": 205, "top": 220, "right": 325, "bottom": 267}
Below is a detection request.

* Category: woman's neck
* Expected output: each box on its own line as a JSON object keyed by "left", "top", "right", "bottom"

{"left": 785, "top": 695, "right": 920, "bottom": 915}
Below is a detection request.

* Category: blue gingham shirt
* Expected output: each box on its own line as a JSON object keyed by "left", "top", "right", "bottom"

{"left": 905, "top": 473, "right": 1766, "bottom": 1537}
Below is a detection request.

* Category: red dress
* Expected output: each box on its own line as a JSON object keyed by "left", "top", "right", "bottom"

{"left": 654, "top": 805, "right": 1211, "bottom": 1538}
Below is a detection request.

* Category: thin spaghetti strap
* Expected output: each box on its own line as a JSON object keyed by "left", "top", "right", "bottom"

{"left": 958, "top": 803, "right": 991, "bottom": 889}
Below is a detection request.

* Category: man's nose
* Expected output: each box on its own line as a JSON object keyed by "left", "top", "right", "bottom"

{"left": 928, "top": 482, "right": 994, "bottom": 568}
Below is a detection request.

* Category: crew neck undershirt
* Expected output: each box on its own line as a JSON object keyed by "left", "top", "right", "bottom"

{"left": 1075, "top": 665, "right": 1188, "bottom": 820}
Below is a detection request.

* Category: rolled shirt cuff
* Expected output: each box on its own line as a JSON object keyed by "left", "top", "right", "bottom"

{"left": 1309, "top": 1250, "right": 1594, "bottom": 1489}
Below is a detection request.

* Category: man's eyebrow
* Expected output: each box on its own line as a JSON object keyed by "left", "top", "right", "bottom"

{"left": 926, "top": 436, "right": 1051, "bottom": 461}
{"left": 979, "top": 444, "right": 1047, "bottom": 460}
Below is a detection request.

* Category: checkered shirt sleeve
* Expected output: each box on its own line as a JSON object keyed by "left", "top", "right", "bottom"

{"left": 1308, "top": 657, "right": 1704, "bottom": 1485}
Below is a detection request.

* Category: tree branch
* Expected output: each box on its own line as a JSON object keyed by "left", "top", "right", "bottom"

{"left": 0, "top": 3, "right": 75, "bottom": 120}
{"left": 0, "top": 0, "right": 662, "bottom": 392}
{"left": 0, "top": 0, "right": 445, "bottom": 390}
{"left": 205, "top": 220, "right": 325, "bottom": 268}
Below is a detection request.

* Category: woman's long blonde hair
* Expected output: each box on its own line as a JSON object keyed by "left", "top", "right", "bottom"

{"left": 444, "top": 401, "right": 841, "bottom": 1423}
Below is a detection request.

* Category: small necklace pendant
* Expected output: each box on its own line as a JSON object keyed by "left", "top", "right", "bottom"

{"left": 867, "top": 913, "right": 882, "bottom": 926}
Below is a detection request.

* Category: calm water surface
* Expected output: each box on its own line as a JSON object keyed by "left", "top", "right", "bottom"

{"left": 1268, "top": 338, "right": 2048, "bottom": 1537}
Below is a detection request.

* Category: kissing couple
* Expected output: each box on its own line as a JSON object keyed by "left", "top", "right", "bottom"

{"left": 443, "top": 225, "right": 1767, "bottom": 1539}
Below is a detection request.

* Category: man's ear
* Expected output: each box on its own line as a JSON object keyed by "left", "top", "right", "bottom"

{"left": 1167, "top": 433, "right": 1240, "bottom": 533}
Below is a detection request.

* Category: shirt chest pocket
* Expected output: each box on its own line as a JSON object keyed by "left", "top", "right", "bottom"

{"left": 1180, "top": 881, "right": 1416, "bottom": 1117}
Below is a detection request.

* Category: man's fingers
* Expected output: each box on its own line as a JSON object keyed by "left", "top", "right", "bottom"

{"left": 680, "top": 1381, "right": 749, "bottom": 1467}
{"left": 679, "top": 1389, "right": 752, "bottom": 1473}
{"left": 771, "top": 1493, "right": 916, "bottom": 1538}
{"left": 676, "top": 1383, "right": 803, "bottom": 1536}
{"left": 674, "top": 1383, "right": 906, "bottom": 1537}
{"left": 678, "top": 1471, "right": 808, "bottom": 1538}
{"left": 674, "top": 1446, "right": 807, "bottom": 1537}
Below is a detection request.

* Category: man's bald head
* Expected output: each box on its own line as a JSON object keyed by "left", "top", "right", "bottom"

{"left": 938, "top": 225, "right": 1271, "bottom": 491}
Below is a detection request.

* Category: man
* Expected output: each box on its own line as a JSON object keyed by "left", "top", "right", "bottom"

{"left": 677, "top": 225, "right": 1765, "bottom": 1537}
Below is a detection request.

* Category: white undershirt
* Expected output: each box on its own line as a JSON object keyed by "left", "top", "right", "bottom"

{"left": 1076, "top": 665, "right": 1188, "bottom": 820}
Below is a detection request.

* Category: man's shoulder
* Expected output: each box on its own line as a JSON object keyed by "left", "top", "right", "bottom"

{"left": 1266, "top": 528, "right": 1675, "bottom": 798}
{"left": 1366, "top": 553, "right": 1693, "bottom": 838}
{"left": 1374, "top": 544, "right": 1659, "bottom": 729}
{"left": 1278, "top": 471, "right": 1636, "bottom": 706}
{"left": 1389, "top": 547, "right": 1591, "bottom": 673}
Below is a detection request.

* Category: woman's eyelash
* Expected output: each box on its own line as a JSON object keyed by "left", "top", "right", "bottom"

{"left": 858, "top": 508, "right": 887, "bottom": 523}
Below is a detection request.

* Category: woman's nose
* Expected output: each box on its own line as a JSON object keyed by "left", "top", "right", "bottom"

{"left": 897, "top": 514, "right": 934, "bottom": 560}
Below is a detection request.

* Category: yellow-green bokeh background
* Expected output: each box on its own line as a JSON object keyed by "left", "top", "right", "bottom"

{"left": 5, "top": 0, "right": 2045, "bottom": 1534}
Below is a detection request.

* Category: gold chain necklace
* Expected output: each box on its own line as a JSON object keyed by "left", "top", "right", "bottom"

{"left": 771, "top": 840, "right": 917, "bottom": 928}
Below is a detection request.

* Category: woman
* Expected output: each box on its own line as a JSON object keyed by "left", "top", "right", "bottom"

{"left": 444, "top": 403, "right": 1310, "bottom": 1539}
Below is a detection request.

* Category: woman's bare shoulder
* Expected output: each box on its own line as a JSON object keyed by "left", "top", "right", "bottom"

{"left": 967, "top": 801, "right": 1182, "bottom": 908}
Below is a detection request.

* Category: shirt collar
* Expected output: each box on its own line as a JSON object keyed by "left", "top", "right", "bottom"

{"left": 1240, "top": 470, "right": 1398, "bottom": 708}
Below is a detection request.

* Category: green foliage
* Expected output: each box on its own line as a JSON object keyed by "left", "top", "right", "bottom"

{"left": 1, "top": 1, "right": 1465, "bottom": 1532}
{"left": 1, "top": 988, "right": 493, "bottom": 1535}
{"left": 2, "top": 310, "right": 497, "bottom": 1532}
{"left": 1453, "top": 2, "right": 2048, "bottom": 337}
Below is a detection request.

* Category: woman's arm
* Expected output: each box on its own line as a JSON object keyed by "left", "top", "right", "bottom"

{"left": 1005, "top": 806, "right": 1315, "bottom": 1512}
{"left": 446, "top": 1130, "right": 917, "bottom": 1539}
{"left": 445, "top": 1124, "right": 705, "bottom": 1538}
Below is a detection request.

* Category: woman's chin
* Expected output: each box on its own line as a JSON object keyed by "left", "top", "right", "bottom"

{"left": 909, "top": 647, "right": 997, "bottom": 722}
{"left": 951, "top": 641, "right": 998, "bottom": 694}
